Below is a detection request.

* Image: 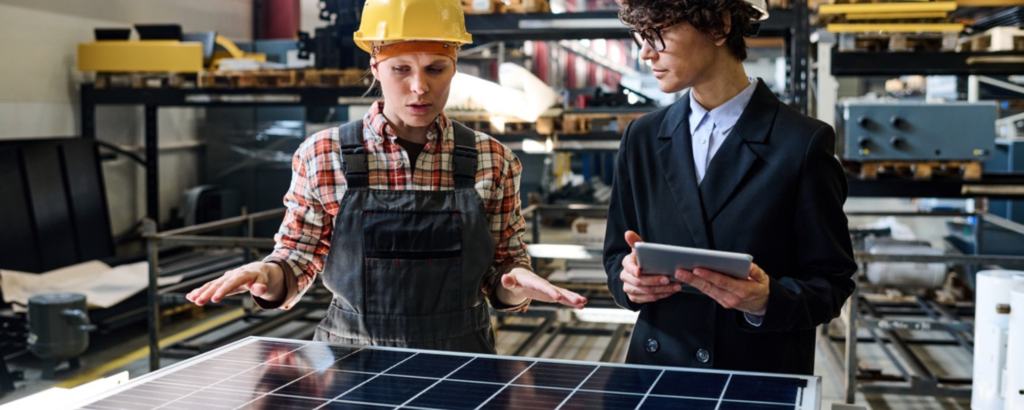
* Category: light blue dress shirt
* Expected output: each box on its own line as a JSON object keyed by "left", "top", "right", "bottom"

{"left": 687, "top": 77, "right": 765, "bottom": 326}
{"left": 689, "top": 77, "right": 758, "bottom": 184}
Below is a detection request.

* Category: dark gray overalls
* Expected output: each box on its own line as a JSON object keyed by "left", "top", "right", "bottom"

{"left": 312, "top": 120, "right": 498, "bottom": 354}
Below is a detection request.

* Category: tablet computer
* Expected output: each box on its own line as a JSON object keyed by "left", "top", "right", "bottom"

{"left": 635, "top": 242, "right": 753, "bottom": 281}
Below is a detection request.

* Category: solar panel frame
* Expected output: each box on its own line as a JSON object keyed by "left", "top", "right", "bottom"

{"left": 73, "top": 336, "right": 821, "bottom": 410}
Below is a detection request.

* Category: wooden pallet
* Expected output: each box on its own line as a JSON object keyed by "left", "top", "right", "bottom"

{"left": 461, "top": 0, "right": 550, "bottom": 14}
{"left": 198, "top": 69, "right": 372, "bottom": 89}
{"left": 448, "top": 111, "right": 543, "bottom": 134}
{"left": 302, "top": 68, "right": 372, "bottom": 88}
{"left": 836, "top": 30, "right": 960, "bottom": 51}
{"left": 94, "top": 72, "right": 196, "bottom": 89}
{"left": 851, "top": 160, "right": 982, "bottom": 180}
{"left": 555, "top": 112, "right": 646, "bottom": 134}
{"left": 199, "top": 70, "right": 299, "bottom": 88}
{"left": 957, "top": 26, "right": 1024, "bottom": 52}
{"left": 501, "top": 0, "right": 551, "bottom": 13}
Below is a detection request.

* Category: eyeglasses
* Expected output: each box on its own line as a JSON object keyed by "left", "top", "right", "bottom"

{"left": 628, "top": 22, "right": 675, "bottom": 52}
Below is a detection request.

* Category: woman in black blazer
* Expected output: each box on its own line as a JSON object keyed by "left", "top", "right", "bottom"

{"left": 604, "top": 0, "right": 857, "bottom": 375}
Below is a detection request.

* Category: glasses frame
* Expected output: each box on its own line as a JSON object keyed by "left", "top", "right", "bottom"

{"left": 628, "top": 22, "right": 675, "bottom": 52}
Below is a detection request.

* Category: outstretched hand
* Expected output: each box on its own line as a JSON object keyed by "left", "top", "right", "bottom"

{"left": 501, "top": 268, "right": 587, "bottom": 309}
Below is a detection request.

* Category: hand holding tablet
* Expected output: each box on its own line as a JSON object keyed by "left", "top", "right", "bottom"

{"left": 634, "top": 242, "right": 753, "bottom": 281}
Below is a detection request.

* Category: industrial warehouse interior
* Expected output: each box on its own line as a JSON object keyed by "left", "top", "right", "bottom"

{"left": 1, "top": 0, "right": 1024, "bottom": 409}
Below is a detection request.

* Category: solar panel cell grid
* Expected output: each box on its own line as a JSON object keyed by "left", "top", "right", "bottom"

{"left": 75, "top": 337, "right": 819, "bottom": 410}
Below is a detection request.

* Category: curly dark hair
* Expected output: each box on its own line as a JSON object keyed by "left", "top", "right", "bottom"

{"left": 619, "top": 0, "right": 763, "bottom": 61}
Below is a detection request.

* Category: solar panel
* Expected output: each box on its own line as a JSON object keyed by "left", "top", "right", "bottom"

{"left": 74, "top": 337, "right": 820, "bottom": 410}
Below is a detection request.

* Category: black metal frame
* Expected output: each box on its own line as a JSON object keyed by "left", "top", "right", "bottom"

{"left": 831, "top": 49, "right": 1024, "bottom": 76}
{"left": 828, "top": 207, "right": 1024, "bottom": 402}
{"left": 822, "top": 293, "right": 975, "bottom": 400}
{"left": 80, "top": 84, "right": 370, "bottom": 229}
{"left": 142, "top": 208, "right": 287, "bottom": 370}
{"left": 848, "top": 172, "right": 1024, "bottom": 199}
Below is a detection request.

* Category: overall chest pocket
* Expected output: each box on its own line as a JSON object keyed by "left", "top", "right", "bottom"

{"left": 362, "top": 210, "right": 464, "bottom": 314}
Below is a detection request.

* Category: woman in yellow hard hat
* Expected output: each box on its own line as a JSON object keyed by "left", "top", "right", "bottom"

{"left": 186, "top": 0, "right": 586, "bottom": 353}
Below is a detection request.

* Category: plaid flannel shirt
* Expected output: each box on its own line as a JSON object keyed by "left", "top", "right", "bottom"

{"left": 260, "top": 101, "right": 531, "bottom": 311}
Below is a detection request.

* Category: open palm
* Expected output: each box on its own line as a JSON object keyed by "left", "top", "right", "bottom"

{"left": 501, "top": 270, "right": 587, "bottom": 309}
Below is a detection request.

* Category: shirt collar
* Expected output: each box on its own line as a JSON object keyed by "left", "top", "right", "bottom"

{"left": 364, "top": 100, "right": 449, "bottom": 145}
{"left": 688, "top": 77, "right": 758, "bottom": 135}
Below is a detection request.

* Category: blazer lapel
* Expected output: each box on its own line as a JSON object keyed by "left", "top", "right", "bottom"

{"left": 698, "top": 80, "right": 779, "bottom": 223}
{"left": 654, "top": 94, "right": 711, "bottom": 249}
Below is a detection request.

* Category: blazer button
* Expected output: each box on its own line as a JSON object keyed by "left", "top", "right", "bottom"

{"left": 696, "top": 348, "right": 710, "bottom": 363}
{"left": 646, "top": 339, "right": 659, "bottom": 353}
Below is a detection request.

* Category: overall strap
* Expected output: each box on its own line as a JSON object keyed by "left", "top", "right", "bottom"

{"left": 338, "top": 121, "right": 368, "bottom": 188}
{"left": 451, "top": 121, "right": 478, "bottom": 190}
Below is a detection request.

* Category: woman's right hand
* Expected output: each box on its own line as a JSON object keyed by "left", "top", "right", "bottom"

{"left": 186, "top": 262, "right": 284, "bottom": 306}
{"left": 620, "top": 231, "right": 682, "bottom": 304}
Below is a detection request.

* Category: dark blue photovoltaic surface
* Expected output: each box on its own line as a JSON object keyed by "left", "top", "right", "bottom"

{"left": 638, "top": 396, "right": 720, "bottom": 410}
{"left": 560, "top": 391, "right": 644, "bottom": 410}
{"left": 408, "top": 381, "right": 503, "bottom": 410}
{"left": 78, "top": 338, "right": 812, "bottom": 410}
{"left": 723, "top": 375, "right": 803, "bottom": 404}
{"left": 650, "top": 370, "right": 730, "bottom": 398}
{"left": 580, "top": 366, "right": 662, "bottom": 394}
{"left": 447, "top": 357, "right": 532, "bottom": 384}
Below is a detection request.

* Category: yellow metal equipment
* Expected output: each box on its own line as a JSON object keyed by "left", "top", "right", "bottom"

{"left": 78, "top": 41, "right": 203, "bottom": 73}
{"left": 844, "top": 11, "right": 950, "bottom": 20}
{"left": 209, "top": 35, "right": 267, "bottom": 70}
{"left": 826, "top": 23, "right": 965, "bottom": 33}
{"left": 818, "top": 1, "right": 958, "bottom": 15}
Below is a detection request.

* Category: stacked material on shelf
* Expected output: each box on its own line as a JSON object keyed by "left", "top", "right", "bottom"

{"left": 447, "top": 63, "right": 559, "bottom": 122}
{"left": 817, "top": 1, "right": 964, "bottom": 51}
{"left": 461, "top": 0, "right": 550, "bottom": 14}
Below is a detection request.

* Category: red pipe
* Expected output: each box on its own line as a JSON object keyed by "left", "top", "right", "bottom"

{"left": 260, "top": 0, "right": 300, "bottom": 39}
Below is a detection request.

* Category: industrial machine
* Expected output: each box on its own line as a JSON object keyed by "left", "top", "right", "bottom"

{"left": 835, "top": 100, "right": 997, "bottom": 162}
{"left": 297, "top": 0, "right": 370, "bottom": 70}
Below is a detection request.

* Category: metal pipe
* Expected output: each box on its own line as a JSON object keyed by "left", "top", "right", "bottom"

{"left": 144, "top": 219, "right": 161, "bottom": 371}
{"left": 984, "top": 212, "right": 1024, "bottom": 237}
{"left": 152, "top": 208, "right": 284, "bottom": 238}
{"left": 600, "top": 324, "right": 629, "bottom": 362}
{"left": 854, "top": 251, "right": 1024, "bottom": 265}
{"left": 916, "top": 298, "right": 974, "bottom": 354}
{"left": 863, "top": 299, "right": 935, "bottom": 384}
{"left": 512, "top": 317, "right": 556, "bottom": 357}
{"left": 533, "top": 321, "right": 569, "bottom": 357}
{"left": 844, "top": 283, "right": 859, "bottom": 404}
{"left": 159, "top": 271, "right": 228, "bottom": 295}
{"left": 845, "top": 210, "right": 974, "bottom": 217}
{"left": 860, "top": 384, "right": 971, "bottom": 398}
{"left": 159, "top": 236, "right": 276, "bottom": 248}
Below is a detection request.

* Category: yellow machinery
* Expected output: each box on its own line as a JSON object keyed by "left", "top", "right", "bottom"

{"left": 210, "top": 35, "right": 266, "bottom": 70}
{"left": 78, "top": 34, "right": 265, "bottom": 73}
{"left": 78, "top": 41, "right": 203, "bottom": 73}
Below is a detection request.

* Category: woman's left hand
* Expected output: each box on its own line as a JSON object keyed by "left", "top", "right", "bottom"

{"left": 500, "top": 268, "right": 587, "bottom": 309}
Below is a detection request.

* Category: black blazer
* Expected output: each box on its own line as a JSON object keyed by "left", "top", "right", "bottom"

{"left": 603, "top": 80, "right": 857, "bottom": 375}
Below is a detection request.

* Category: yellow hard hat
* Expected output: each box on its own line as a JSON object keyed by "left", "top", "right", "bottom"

{"left": 353, "top": 0, "right": 473, "bottom": 53}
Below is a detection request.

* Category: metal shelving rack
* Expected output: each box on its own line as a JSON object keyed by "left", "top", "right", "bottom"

{"left": 79, "top": 84, "right": 372, "bottom": 229}
{"left": 463, "top": 6, "right": 811, "bottom": 114}
{"left": 830, "top": 50, "right": 1024, "bottom": 76}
